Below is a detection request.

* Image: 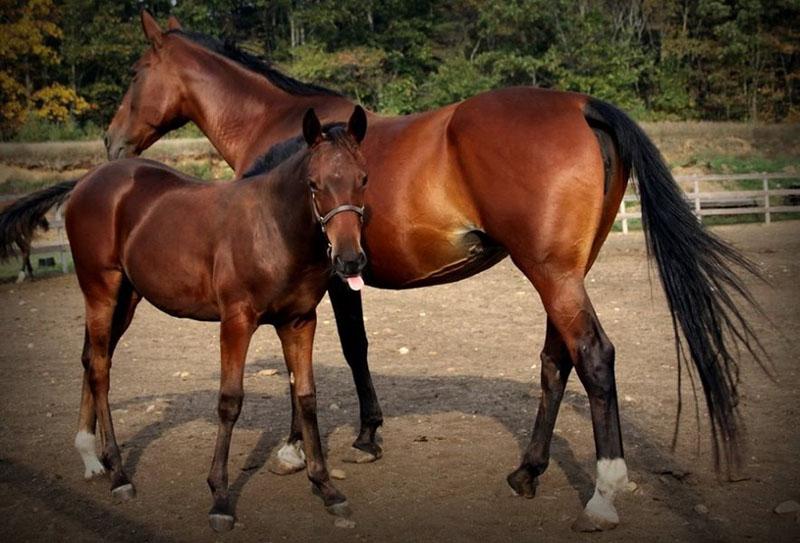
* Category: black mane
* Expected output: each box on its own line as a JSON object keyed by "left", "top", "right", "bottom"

{"left": 242, "top": 122, "right": 348, "bottom": 178}
{"left": 167, "top": 30, "right": 343, "bottom": 98}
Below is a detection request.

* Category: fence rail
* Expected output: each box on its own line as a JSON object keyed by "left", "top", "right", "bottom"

{"left": 616, "top": 172, "right": 800, "bottom": 233}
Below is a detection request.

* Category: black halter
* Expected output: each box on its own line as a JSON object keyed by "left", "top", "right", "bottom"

{"left": 311, "top": 192, "right": 364, "bottom": 234}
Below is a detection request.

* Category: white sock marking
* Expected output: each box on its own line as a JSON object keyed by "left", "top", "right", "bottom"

{"left": 584, "top": 458, "right": 628, "bottom": 525}
{"left": 74, "top": 430, "right": 105, "bottom": 479}
{"left": 276, "top": 440, "right": 306, "bottom": 469}
{"left": 16, "top": 270, "right": 26, "bottom": 284}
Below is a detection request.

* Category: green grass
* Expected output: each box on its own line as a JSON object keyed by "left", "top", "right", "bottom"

{"left": 699, "top": 154, "right": 798, "bottom": 174}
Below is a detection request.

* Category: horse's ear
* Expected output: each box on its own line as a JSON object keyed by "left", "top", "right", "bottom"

{"left": 347, "top": 105, "right": 367, "bottom": 144}
{"left": 303, "top": 108, "right": 322, "bottom": 147}
{"left": 141, "top": 10, "right": 164, "bottom": 48}
{"left": 167, "top": 15, "right": 182, "bottom": 31}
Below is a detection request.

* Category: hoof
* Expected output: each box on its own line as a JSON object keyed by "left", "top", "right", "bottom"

{"left": 268, "top": 441, "right": 306, "bottom": 475}
{"left": 111, "top": 483, "right": 136, "bottom": 502}
{"left": 16, "top": 271, "right": 26, "bottom": 284}
{"left": 326, "top": 500, "right": 352, "bottom": 518}
{"left": 571, "top": 510, "right": 618, "bottom": 532}
{"left": 209, "top": 513, "right": 235, "bottom": 532}
{"left": 507, "top": 467, "right": 537, "bottom": 498}
{"left": 342, "top": 446, "right": 379, "bottom": 464}
{"left": 83, "top": 462, "right": 106, "bottom": 480}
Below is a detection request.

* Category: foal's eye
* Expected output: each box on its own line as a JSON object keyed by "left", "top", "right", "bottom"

{"left": 308, "top": 179, "right": 319, "bottom": 192}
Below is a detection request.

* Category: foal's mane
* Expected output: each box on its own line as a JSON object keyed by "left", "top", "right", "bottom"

{"left": 242, "top": 123, "right": 350, "bottom": 178}
{"left": 166, "top": 29, "right": 343, "bottom": 98}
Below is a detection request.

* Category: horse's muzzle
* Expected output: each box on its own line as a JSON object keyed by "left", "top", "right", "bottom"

{"left": 333, "top": 251, "right": 367, "bottom": 278}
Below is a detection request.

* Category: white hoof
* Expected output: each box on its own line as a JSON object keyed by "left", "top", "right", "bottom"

{"left": 75, "top": 431, "right": 105, "bottom": 480}
{"left": 573, "top": 457, "right": 628, "bottom": 532}
{"left": 83, "top": 458, "right": 106, "bottom": 480}
{"left": 16, "top": 271, "right": 26, "bottom": 284}
{"left": 268, "top": 440, "right": 306, "bottom": 475}
{"left": 577, "top": 490, "right": 620, "bottom": 531}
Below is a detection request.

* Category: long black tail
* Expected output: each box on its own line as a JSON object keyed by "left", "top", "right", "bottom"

{"left": 0, "top": 180, "right": 78, "bottom": 260}
{"left": 585, "top": 98, "right": 765, "bottom": 471}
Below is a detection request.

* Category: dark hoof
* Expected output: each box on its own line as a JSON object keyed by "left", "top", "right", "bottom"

{"left": 342, "top": 446, "right": 380, "bottom": 464}
{"left": 111, "top": 483, "right": 136, "bottom": 502}
{"left": 209, "top": 513, "right": 235, "bottom": 532}
{"left": 506, "top": 467, "right": 537, "bottom": 498}
{"left": 326, "top": 500, "right": 352, "bottom": 518}
{"left": 311, "top": 483, "right": 349, "bottom": 516}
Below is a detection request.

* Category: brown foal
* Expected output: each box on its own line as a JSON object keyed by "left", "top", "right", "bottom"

{"left": 66, "top": 107, "right": 368, "bottom": 531}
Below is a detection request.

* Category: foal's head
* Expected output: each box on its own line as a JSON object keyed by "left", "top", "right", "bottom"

{"left": 303, "top": 106, "right": 369, "bottom": 289}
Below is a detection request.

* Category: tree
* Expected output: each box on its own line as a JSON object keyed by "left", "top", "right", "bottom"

{"left": 0, "top": 0, "right": 89, "bottom": 135}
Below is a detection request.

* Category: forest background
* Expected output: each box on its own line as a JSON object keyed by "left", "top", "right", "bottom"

{"left": 2, "top": 0, "right": 799, "bottom": 142}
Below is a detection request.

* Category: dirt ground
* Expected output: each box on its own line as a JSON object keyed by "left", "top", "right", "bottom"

{"left": 0, "top": 222, "right": 798, "bottom": 543}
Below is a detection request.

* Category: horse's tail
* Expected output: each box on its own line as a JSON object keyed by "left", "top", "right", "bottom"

{"left": 0, "top": 180, "right": 78, "bottom": 260}
{"left": 584, "top": 97, "right": 766, "bottom": 471}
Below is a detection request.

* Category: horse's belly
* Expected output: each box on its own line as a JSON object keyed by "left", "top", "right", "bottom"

{"left": 122, "top": 228, "right": 219, "bottom": 320}
{"left": 364, "top": 224, "right": 507, "bottom": 289}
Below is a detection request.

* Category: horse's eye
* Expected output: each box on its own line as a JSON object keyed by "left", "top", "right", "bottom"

{"left": 362, "top": 175, "right": 368, "bottom": 186}
{"left": 308, "top": 179, "right": 319, "bottom": 192}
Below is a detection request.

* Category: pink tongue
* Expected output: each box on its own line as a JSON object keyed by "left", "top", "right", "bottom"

{"left": 346, "top": 275, "right": 364, "bottom": 291}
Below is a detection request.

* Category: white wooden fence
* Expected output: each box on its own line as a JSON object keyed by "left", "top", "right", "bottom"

{"left": 616, "top": 172, "right": 800, "bottom": 234}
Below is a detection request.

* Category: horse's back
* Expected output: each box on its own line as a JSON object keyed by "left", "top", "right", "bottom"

{"left": 66, "top": 159, "right": 219, "bottom": 302}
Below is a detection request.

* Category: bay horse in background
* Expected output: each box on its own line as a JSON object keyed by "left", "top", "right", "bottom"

{"left": 66, "top": 107, "right": 369, "bottom": 531}
{"left": 0, "top": 11, "right": 765, "bottom": 531}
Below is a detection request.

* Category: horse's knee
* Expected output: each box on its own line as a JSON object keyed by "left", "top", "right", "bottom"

{"left": 217, "top": 393, "right": 243, "bottom": 423}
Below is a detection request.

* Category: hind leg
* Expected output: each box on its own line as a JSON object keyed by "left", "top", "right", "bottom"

{"left": 514, "top": 263, "right": 628, "bottom": 530}
{"left": 507, "top": 318, "right": 572, "bottom": 497}
{"left": 80, "top": 272, "right": 139, "bottom": 499}
{"left": 75, "top": 329, "right": 104, "bottom": 479}
{"left": 75, "top": 282, "right": 141, "bottom": 480}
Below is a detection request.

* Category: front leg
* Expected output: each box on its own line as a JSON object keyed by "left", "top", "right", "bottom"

{"left": 207, "top": 310, "right": 255, "bottom": 532}
{"left": 277, "top": 312, "right": 349, "bottom": 516}
{"left": 328, "top": 277, "right": 383, "bottom": 462}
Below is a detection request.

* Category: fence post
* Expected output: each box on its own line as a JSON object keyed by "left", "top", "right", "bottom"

{"left": 763, "top": 176, "right": 771, "bottom": 224}
{"left": 693, "top": 178, "right": 701, "bottom": 222}
{"left": 56, "top": 206, "right": 68, "bottom": 274}
{"left": 619, "top": 199, "right": 628, "bottom": 234}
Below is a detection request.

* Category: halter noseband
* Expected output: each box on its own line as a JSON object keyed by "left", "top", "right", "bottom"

{"left": 311, "top": 192, "right": 364, "bottom": 233}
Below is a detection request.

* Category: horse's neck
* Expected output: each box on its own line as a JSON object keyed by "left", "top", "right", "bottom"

{"left": 251, "top": 152, "right": 319, "bottom": 250}
{"left": 182, "top": 62, "right": 280, "bottom": 173}
{"left": 181, "top": 54, "right": 352, "bottom": 176}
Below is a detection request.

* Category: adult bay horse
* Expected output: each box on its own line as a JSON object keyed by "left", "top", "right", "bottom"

{"left": 0, "top": 12, "right": 763, "bottom": 531}
{"left": 67, "top": 107, "right": 369, "bottom": 531}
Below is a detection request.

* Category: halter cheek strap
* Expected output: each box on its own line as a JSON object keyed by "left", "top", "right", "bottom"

{"left": 311, "top": 193, "right": 365, "bottom": 233}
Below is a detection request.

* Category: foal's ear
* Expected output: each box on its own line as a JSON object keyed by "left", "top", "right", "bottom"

{"left": 141, "top": 10, "right": 164, "bottom": 48}
{"left": 167, "top": 15, "right": 182, "bottom": 31}
{"left": 347, "top": 105, "right": 368, "bottom": 144}
{"left": 303, "top": 108, "right": 323, "bottom": 147}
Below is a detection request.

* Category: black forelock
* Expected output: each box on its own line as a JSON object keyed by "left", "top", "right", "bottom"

{"left": 166, "top": 29, "right": 343, "bottom": 98}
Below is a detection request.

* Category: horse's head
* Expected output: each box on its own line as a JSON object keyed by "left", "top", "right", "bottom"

{"left": 104, "top": 11, "right": 187, "bottom": 160}
{"left": 303, "top": 106, "right": 369, "bottom": 290}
